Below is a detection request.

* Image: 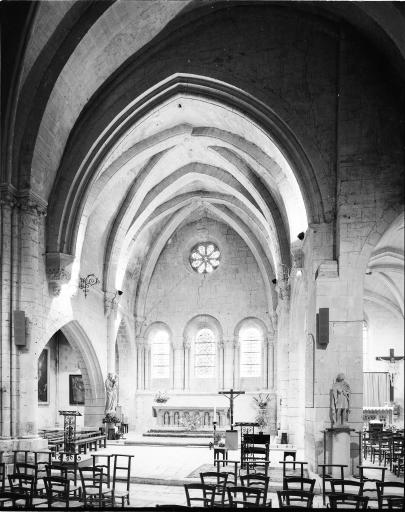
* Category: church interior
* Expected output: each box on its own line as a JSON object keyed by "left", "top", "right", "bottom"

{"left": 0, "top": 0, "right": 404, "bottom": 508}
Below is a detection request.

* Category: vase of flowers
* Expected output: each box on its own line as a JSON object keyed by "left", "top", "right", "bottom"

{"left": 252, "top": 393, "right": 270, "bottom": 433}
{"left": 154, "top": 390, "right": 169, "bottom": 403}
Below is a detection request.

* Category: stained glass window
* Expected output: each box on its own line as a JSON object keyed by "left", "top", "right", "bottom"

{"left": 151, "top": 331, "right": 170, "bottom": 378}
{"left": 190, "top": 242, "right": 221, "bottom": 274}
{"left": 195, "top": 328, "right": 216, "bottom": 378}
{"left": 240, "top": 327, "right": 262, "bottom": 377}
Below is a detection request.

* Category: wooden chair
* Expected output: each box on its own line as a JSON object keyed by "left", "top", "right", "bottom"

{"left": 214, "top": 459, "right": 239, "bottom": 486}
{"left": 43, "top": 475, "right": 83, "bottom": 509}
{"left": 92, "top": 454, "right": 113, "bottom": 487}
{"left": 226, "top": 485, "right": 262, "bottom": 507}
{"left": 7, "top": 473, "right": 48, "bottom": 508}
{"left": 328, "top": 493, "right": 369, "bottom": 509}
{"left": 241, "top": 434, "right": 270, "bottom": 465}
{"left": 184, "top": 483, "right": 215, "bottom": 507}
{"left": 15, "top": 462, "right": 46, "bottom": 496}
{"left": 0, "top": 491, "right": 30, "bottom": 509}
{"left": 79, "top": 466, "right": 114, "bottom": 508}
{"left": 318, "top": 463, "right": 347, "bottom": 505}
{"left": 277, "top": 489, "right": 314, "bottom": 508}
{"left": 239, "top": 473, "right": 270, "bottom": 506}
{"left": 371, "top": 432, "right": 392, "bottom": 465}
{"left": 45, "top": 464, "right": 82, "bottom": 499}
{"left": 104, "top": 453, "right": 133, "bottom": 507}
{"left": 284, "top": 476, "right": 316, "bottom": 493}
{"left": 357, "top": 464, "right": 386, "bottom": 506}
{"left": 376, "top": 481, "right": 405, "bottom": 509}
{"left": 243, "top": 458, "right": 270, "bottom": 477}
{"left": 387, "top": 496, "right": 404, "bottom": 510}
{"left": 200, "top": 471, "right": 228, "bottom": 506}
{"left": 330, "top": 479, "right": 364, "bottom": 496}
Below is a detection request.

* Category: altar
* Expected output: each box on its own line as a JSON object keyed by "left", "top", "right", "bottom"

{"left": 152, "top": 396, "right": 230, "bottom": 430}
{"left": 363, "top": 406, "right": 394, "bottom": 427}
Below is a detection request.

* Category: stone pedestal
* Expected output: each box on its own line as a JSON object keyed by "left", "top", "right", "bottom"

{"left": 329, "top": 426, "right": 352, "bottom": 477}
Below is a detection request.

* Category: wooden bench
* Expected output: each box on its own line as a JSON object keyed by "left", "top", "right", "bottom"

{"left": 75, "top": 434, "right": 107, "bottom": 454}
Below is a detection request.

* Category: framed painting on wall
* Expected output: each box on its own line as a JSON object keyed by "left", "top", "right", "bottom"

{"left": 38, "top": 348, "right": 48, "bottom": 404}
{"left": 69, "top": 374, "right": 85, "bottom": 405}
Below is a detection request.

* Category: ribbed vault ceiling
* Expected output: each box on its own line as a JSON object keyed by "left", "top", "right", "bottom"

{"left": 76, "top": 90, "right": 308, "bottom": 315}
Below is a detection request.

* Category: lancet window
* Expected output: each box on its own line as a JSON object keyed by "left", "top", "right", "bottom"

{"left": 194, "top": 328, "right": 216, "bottom": 378}
{"left": 151, "top": 330, "right": 170, "bottom": 378}
{"left": 240, "top": 327, "right": 262, "bottom": 377}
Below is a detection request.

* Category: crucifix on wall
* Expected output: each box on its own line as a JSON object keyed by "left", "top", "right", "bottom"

{"left": 376, "top": 348, "right": 404, "bottom": 402}
{"left": 218, "top": 388, "right": 245, "bottom": 431}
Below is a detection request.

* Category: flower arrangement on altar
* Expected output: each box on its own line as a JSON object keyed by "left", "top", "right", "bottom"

{"left": 252, "top": 393, "right": 271, "bottom": 409}
{"left": 102, "top": 413, "right": 121, "bottom": 424}
{"left": 154, "top": 390, "right": 169, "bottom": 403}
{"left": 252, "top": 393, "right": 271, "bottom": 431}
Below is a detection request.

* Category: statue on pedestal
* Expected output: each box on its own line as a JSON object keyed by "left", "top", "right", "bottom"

{"left": 331, "top": 373, "right": 351, "bottom": 427}
{"left": 104, "top": 373, "right": 118, "bottom": 415}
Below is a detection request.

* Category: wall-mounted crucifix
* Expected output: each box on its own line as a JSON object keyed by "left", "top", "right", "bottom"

{"left": 218, "top": 388, "right": 245, "bottom": 431}
{"left": 376, "top": 348, "right": 404, "bottom": 402}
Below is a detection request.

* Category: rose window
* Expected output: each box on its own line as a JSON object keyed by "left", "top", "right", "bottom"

{"left": 190, "top": 242, "right": 221, "bottom": 274}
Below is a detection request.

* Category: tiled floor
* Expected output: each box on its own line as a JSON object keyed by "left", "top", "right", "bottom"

{"left": 91, "top": 433, "right": 404, "bottom": 508}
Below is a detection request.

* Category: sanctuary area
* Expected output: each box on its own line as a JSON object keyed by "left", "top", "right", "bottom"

{"left": 0, "top": 0, "right": 404, "bottom": 508}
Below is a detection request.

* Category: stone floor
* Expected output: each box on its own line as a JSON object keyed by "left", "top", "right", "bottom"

{"left": 88, "top": 432, "right": 404, "bottom": 508}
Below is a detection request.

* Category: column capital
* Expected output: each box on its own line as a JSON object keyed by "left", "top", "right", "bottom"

{"left": 134, "top": 317, "right": 147, "bottom": 337}
{"left": 183, "top": 335, "right": 192, "bottom": 349}
{"left": 45, "top": 252, "right": 74, "bottom": 296}
{"left": 18, "top": 192, "right": 47, "bottom": 217}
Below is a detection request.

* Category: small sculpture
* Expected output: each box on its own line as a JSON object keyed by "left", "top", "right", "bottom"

{"left": 104, "top": 372, "right": 118, "bottom": 415}
{"left": 331, "top": 373, "right": 351, "bottom": 426}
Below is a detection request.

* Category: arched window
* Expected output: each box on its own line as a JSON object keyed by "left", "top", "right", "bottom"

{"left": 194, "top": 328, "right": 216, "bottom": 378}
{"left": 151, "top": 330, "right": 170, "bottom": 379}
{"left": 240, "top": 327, "right": 262, "bottom": 377}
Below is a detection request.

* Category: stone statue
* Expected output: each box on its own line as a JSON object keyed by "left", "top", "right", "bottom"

{"left": 104, "top": 373, "right": 118, "bottom": 415}
{"left": 331, "top": 373, "right": 351, "bottom": 426}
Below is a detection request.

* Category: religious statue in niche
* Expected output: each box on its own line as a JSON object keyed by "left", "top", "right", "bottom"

{"left": 104, "top": 373, "right": 118, "bottom": 415}
{"left": 331, "top": 373, "right": 351, "bottom": 427}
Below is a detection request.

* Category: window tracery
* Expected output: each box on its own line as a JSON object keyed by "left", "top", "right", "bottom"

{"left": 190, "top": 242, "right": 220, "bottom": 274}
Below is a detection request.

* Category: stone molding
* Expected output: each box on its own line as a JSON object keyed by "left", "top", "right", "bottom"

{"left": 0, "top": 186, "right": 47, "bottom": 216}
{"left": 45, "top": 252, "right": 74, "bottom": 296}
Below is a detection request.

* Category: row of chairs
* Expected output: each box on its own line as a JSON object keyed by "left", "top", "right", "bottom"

{"left": 0, "top": 453, "right": 133, "bottom": 508}
{"left": 363, "top": 429, "right": 404, "bottom": 475}
{"left": 184, "top": 481, "right": 375, "bottom": 509}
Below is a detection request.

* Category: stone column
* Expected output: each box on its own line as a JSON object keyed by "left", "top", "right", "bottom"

{"left": 183, "top": 336, "right": 191, "bottom": 390}
{"left": 136, "top": 337, "right": 146, "bottom": 390}
{"left": 17, "top": 195, "right": 47, "bottom": 438}
{"left": 0, "top": 192, "right": 16, "bottom": 439}
{"left": 172, "top": 339, "right": 184, "bottom": 390}
{"left": 105, "top": 299, "right": 118, "bottom": 375}
{"left": 275, "top": 279, "right": 290, "bottom": 434}
{"left": 233, "top": 336, "right": 240, "bottom": 388}
{"left": 218, "top": 338, "right": 224, "bottom": 389}
{"left": 223, "top": 337, "right": 234, "bottom": 389}
{"left": 267, "top": 338, "right": 275, "bottom": 390}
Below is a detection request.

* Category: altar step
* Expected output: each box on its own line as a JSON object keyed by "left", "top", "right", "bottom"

{"left": 143, "top": 429, "right": 224, "bottom": 439}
